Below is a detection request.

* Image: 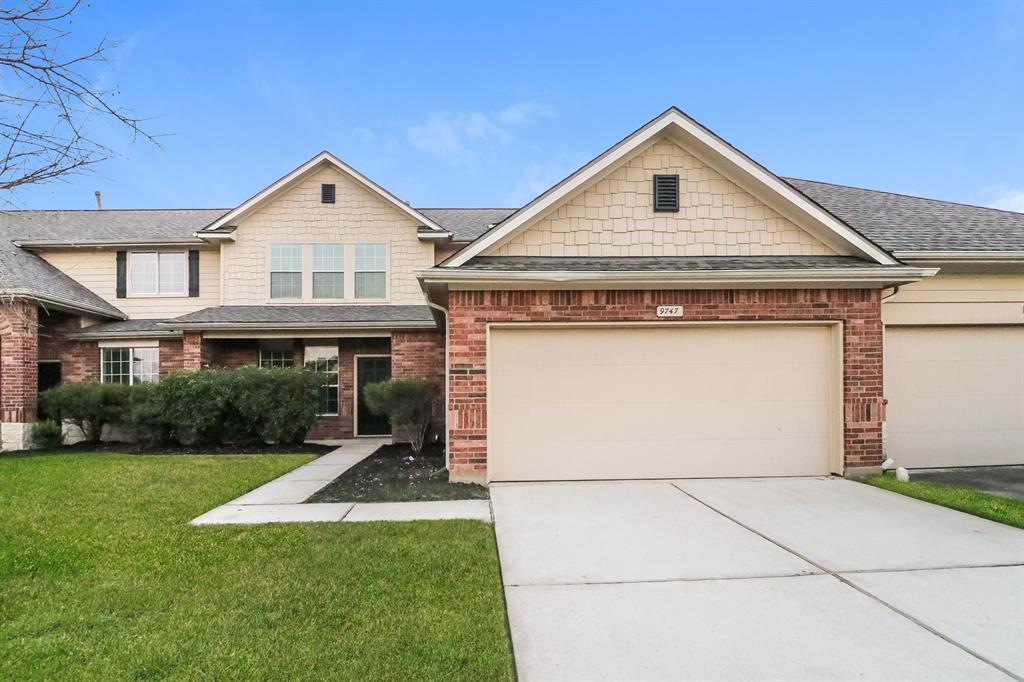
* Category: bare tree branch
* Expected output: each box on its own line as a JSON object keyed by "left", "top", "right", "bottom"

{"left": 0, "top": 0, "right": 159, "bottom": 193}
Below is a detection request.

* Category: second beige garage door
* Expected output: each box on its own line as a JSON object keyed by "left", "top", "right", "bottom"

{"left": 884, "top": 326, "right": 1024, "bottom": 468}
{"left": 488, "top": 325, "right": 838, "bottom": 481}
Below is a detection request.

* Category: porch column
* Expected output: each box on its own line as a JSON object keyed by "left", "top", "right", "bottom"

{"left": 182, "top": 331, "right": 203, "bottom": 371}
{"left": 0, "top": 301, "right": 39, "bottom": 450}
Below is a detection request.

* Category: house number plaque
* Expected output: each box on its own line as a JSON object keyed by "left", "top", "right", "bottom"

{"left": 656, "top": 305, "right": 684, "bottom": 318}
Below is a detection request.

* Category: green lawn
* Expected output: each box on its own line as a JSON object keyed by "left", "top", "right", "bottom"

{"left": 865, "top": 474, "right": 1024, "bottom": 530}
{"left": 0, "top": 452, "right": 514, "bottom": 681}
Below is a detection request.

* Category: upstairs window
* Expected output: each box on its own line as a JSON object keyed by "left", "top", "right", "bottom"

{"left": 312, "top": 244, "right": 344, "bottom": 299}
{"left": 128, "top": 252, "right": 186, "bottom": 296}
{"left": 354, "top": 244, "right": 386, "bottom": 299}
{"left": 101, "top": 347, "right": 159, "bottom": 385}
{"left": 653, "top": 174, "right": 680, "bottom": 212}
{"left": 270, "top": 244, "right": 303, "bottom": 298}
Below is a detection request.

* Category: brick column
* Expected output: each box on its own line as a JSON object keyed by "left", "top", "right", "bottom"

{"left": 182, "top": 332, "right": 203, "bottom": 371}
{"left": 1, "top": 301, "right": 39, "bottom": 450}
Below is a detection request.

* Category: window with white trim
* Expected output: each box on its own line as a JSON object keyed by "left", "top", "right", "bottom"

{"left": 354, "top": 244, "right": 386, "bottom": 299}
{"left": 128, "top": 251, "right": 186, "bottom": 296}
{"left": 270, "top": 244, "right": 302, "bottom": 298}
{"left": 304, "top": 346, "right": 339, "bottom": 415}
{"left": 101, "top": 347, "right": 159, "bottom": 384}
{"left": 312, "top": 244, "right": 344, "bottom": 299}
{"left": 258, "top": 341, "right": 294, "bottom": 369}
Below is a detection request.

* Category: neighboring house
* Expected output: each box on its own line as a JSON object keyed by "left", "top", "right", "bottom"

{"left": 1, "top": 108, "right": 1021, "bottom": 481}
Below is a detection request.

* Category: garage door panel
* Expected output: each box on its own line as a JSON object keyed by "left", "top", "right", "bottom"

{"left": 489, "top": 325, "right": 836, "bottom": 481}
{"left": 885, "top": 326, "right": 1024, "bottom": 468}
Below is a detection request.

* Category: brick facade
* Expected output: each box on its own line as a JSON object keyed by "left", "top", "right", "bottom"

{"left": 392, "top": 330, "right": 446, "bottom": 440}
{"left": 446, "top": 289, "right": 884, "bottom": 483}
{"left": 306, "top": 337, "right": 392, "bottom": 440}
{"left": 0, "top": 301, "right": 39, "bottom": 449}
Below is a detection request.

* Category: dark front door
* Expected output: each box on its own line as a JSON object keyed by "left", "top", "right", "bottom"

{"left": 357, "top": 356, "right": 392, "bottom": 436}
{"left": 37, "top": 362, "right": 61, "bottom": 418}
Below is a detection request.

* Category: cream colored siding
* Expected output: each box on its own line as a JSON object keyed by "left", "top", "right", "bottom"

{"left": 488, "top": 324, "right": 838, "bottom": 481}
{"left": 882, "top": 273, "right": 1024, "bottom": 325}
{"left": 488, "top": 138, "right": 836, "bottom": 258}
{"left": 885, "top": 326, "right": 1024, "bottom": 468}
{"left": 221, "top": 164, "right": 433, "bottom": 305}
{"left": 40, "top": 248, "right": 220, "bottom": 319}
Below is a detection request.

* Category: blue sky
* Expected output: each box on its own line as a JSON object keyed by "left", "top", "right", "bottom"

{"left": 10, "top": 0, "right": 1024, "bottom": 212}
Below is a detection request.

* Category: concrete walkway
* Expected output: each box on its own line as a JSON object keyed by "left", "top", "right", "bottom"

{"left": 493, "top": 477, "right": 1024, "bottom": 681}
{"left": 191, "top": 438, "right": 491, "bottom": 525}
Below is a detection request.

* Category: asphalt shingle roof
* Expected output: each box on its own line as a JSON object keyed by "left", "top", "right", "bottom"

{"left": 166, "top": 305, "right": 436, "bottom": 327}
{"left": 418, "top": 208, "right": 517, "bottom": 242}
{"left": 71, "top": 319, "right": 175, "bottom": 338}
{"left": 0, "top": 208, "right": 228, "bottom": 245}
{"left": 0, "top": 238, "right": 123, "bottom": 317}
{"left": 784, "top": 179, "right": 1024, "bottom": 253}
{"left": 460, "top": 255, "right": 893, "bottom": 272}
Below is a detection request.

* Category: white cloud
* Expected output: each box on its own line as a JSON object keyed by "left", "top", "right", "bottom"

{"left": 503, "top": 161, "right": 570, "bottom": 207}
{"left": 405, "top": 100, "right": 556, "bottom": 164}
{"left": 981, "top": 185, "right": 1024, "bottom": 212}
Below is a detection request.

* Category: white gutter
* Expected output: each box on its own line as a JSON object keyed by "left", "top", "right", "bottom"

{"left": 1, "top": 289, "right": 126, "bottom": 319}
{"left": 892, "top": 251, "right": 1024, "bottom": 262}
{"left": 418, "top": 266, "right": 938, "bottom": 287}
{"left": 16, "top": 240, "right": 205, "bottom": 249}
{"left": 424, "top": 298, "right": 451, "bottom": 471}
{"left": 161, "top": 320, "right": 438, "bottom": 331}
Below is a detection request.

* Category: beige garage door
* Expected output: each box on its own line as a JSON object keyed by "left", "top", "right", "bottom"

{"left": 488, "top": 325, "right": 838, "bottom": 481}
{"left": 885, "top": 326, "right": 1024, "bottom": 468}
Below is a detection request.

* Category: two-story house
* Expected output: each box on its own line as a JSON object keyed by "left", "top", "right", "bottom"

{"left": 1, "top": 108, "right": 1021, "bottom": 483}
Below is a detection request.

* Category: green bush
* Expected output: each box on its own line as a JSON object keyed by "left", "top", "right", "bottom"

{"left": 156, "top": 370, "right": 244, "bottom": 446}
{"left": 30, "top": 420, "right": 63, "bottom": 449}
{"left": 122, "top": 382, "right": 171, "bottom": 448}
{"left": 39, "top": 382, "right": 130, "bottom": 443}
{"left": 363, "top": 378, "right": 437, "bottom": 454}
{"left": 234, "top": 366, "right": 323, "bottom": 444}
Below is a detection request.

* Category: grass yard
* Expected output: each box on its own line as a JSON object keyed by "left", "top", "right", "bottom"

{"left": 866, "top": 474, "right": 1024, "bottom": 530}
{"left": 308, "top": 444, "right": 489, "bottom": 503}
{"left": 0, "top": 452, "right": 514, "bottom": 681}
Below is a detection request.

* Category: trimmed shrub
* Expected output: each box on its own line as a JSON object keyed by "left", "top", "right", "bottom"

{"left": 363, "top": 378, "right": 437, "bottom": 454}
{"left": 156, "top": 370, "right": 249, "bottom": 446}
{"left": 234, "top": 366, "right": 323, "bottom": 444}
{"left": 122, "top": 382, "right": 171, "bottom": 448}
{"left": 30, "top": 420, "right": 63, "bottom": 449}
{"left": 39, "top": 382, "right": 130, "bottom": 443}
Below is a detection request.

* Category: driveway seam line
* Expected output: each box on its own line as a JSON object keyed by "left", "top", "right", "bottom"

{"left": 669, "top": 482, "right": 1023, "bottom": 682}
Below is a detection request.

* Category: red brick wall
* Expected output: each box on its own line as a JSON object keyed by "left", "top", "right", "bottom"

{"left": 159, "top": 340, "right": 183, "bottom": 376}
{"left": 305, "top": 337, "right": 391, "bottom": 441}
{"left": 447, "top": 289, "right": 884, "bottom": 482}
{"left": 61, "top": 339, "right": 99, "bottom": 382}
{"left": 392, "top": 330, "right": 446, "bottom": 436}
{"left": 205, "top": 339, "right": 258, "bottom": 369}
{"left": 0, "top": 301, "right": 39, "bottom": 423}
{"left": 37, "top": 311, "right": 79, "bottom": 361}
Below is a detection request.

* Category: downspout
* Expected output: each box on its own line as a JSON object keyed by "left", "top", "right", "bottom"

{"left": 425, "top": 299, "right": 450, "bottom": 470}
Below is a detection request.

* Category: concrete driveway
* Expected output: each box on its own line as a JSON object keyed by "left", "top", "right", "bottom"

{"left": 491, "top": 478, "right": 1024, "bottom": 681}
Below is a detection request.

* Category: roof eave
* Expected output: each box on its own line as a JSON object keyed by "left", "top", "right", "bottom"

{"left": 17, "top": 240, "right": 206, "bottom": 249}
{"left": 417, "top": 266, "right": 937, "bottom": 290}
{"left": 70, "top": 329, "right": 183, "bottom": 340}
{"left": 892, "top": 251, "right": 1024, "bottom": 263}
{"left": 0, "top": 290, "right": 126, "bottom": 319}
{"left": 158, "top": 320, "right": 438, "bottom": 331}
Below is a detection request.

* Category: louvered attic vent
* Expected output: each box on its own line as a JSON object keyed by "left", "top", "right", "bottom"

{"left": 653, "top": 174, "right": 680, "bottom": 212}
{"left": 321, "top": 183, "right": 336, "bottom": 204}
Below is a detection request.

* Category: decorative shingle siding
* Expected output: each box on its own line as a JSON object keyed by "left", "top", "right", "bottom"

{"left": 221, "top": 164, "right": 434, "bottom": 305}
{"left": 447, "top": 289, "right": 883, "bottom": 482}
{"left": 490, "top": 139, "right": 836, "bottom": 258}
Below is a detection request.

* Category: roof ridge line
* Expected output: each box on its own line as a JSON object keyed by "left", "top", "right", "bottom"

{"left": 783, "top": 177, "right": 1024, "bottom": 216}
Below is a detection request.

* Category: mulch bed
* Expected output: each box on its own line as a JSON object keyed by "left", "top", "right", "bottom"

{"left": 307, "top": 443, "right": 489, "bottom": 503}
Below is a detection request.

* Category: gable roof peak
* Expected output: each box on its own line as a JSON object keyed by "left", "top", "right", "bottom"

{"left": 201, "top": 150, "right": 447, "bottom": 234}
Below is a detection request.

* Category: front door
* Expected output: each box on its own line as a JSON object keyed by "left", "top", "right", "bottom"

{"left": 356, "top": 356, "right": 392, "bottom": 436}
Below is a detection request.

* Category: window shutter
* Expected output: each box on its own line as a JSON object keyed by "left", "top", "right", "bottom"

{"left": 321, "top": 183, "right": 336, "bottom": 204}
{"left": 115, "top": 251, "right": 127, "bottom": 298}
{"left": 653, "top": 174, "right": 680, "bottom": 212}
{"left": 188, "top": 250, "right": 200, "bottom": 297}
